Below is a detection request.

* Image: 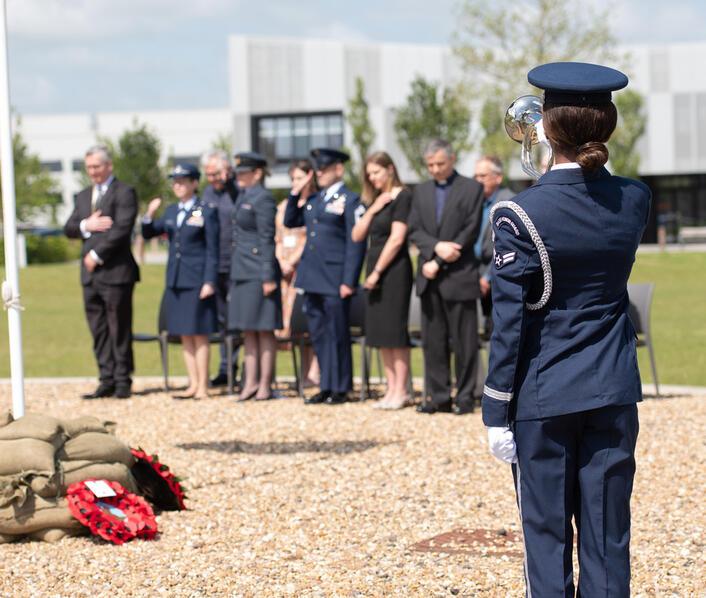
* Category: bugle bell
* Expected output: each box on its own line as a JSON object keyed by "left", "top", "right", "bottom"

{"left": 504, "top": 95, "right": 553, "bottom": 179}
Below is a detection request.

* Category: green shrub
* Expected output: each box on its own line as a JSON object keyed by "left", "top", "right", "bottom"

{"left": 0, "top": 235, "right": 81, "bottom": 265}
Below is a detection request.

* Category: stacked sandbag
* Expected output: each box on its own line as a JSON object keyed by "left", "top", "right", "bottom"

{"left": 0, "top": 412, "right": 138, "bottom": 543}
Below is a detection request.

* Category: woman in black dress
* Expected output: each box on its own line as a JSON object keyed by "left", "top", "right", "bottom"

{"left": 142, "top": 163, "right": 219, "bottom": 400}
{"left": 351, "top": 151, "right": 413, "bottom": 409}
{"left": 228, "top": 152, "right": 282, "bottom": 401}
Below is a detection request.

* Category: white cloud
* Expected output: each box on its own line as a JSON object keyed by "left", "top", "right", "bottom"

{"left": 6, "top": 0, "right": 240, "bottom": 40}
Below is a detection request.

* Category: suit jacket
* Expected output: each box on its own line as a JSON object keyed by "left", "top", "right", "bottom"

{"left": 142, "top": 199, "right": 219, "bottom": 289}
{"left": 481, "top": 167, "right": 651, "bottom": 427}
{"left": 408, "top": 172, "right": 484, "bottom": 301}
{"left": 230, "top": 183, "right": 280, "bottom": 283}
{"left": 64, "top": 178, "right": 140, "bottom": 286}
{"left": 284, "top": 183, "right": 366, "bottom": 296}
{"left": 480, "top": 187, "right": 516, "bottom": 279}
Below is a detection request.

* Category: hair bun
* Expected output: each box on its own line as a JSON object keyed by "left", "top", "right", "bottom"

{"left": 576, "top": 142, "right": 609, "bottom": 171}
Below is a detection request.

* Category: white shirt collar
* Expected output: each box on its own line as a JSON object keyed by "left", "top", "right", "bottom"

{"left": 324, "top": 180, "right": 344, "bottom": 201}
{"left": 551, "top": 162, "right": 581, "bottom": 170}
{"left": 96, "top": 175, "right": 114, "bottom": 192}
{"left": 179, "top": 197, "right": 196, "bottom": 211}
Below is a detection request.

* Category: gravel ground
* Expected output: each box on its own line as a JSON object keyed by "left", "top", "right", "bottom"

{"left": 0, "top": 380, "right": 703, "bottom": 597}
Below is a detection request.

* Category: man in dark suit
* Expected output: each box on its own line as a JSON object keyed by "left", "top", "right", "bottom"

{"left": 284, "top": 148, "right": 367, "bottom": 405}
{"left": 408, "top": 139, "right": 484, "bottom": 415}
{"left": 474, "top": 156, "right": 515, "bottom": 340}
{"left": 64, "top": 144, "right": 140, "bottom": 399}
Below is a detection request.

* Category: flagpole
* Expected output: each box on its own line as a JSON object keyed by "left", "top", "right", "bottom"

{"left": 0, "top": 0, "right": 25, "bottom": 418}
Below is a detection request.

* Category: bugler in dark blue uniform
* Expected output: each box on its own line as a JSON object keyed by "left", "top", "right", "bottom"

{"left": 482, "top": 63, "right": 651, "bottom": 597}
{"left": 284, "top": 148, "right": 366, "bottom": 403}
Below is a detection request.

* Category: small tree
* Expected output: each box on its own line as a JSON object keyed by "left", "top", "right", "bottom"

{"left": 347, "top": 77, "right": 376, "bottom": 170}
{"left": 211, "top": 133, "right": 233, "bottom": 157}
{"left": 610, "top": 90, "right": 647, "bottom": 179}
{"left": 453, "top": 0, "right": 623, "bottom": 171}
{"left": 0, "top": 120, "right": 60, "bottom": 223}
{"left": 393, "top": 77, "right": 471, "bottom": 178}
{"left": 101, "top": 119, "right": 165, "bottom": 208}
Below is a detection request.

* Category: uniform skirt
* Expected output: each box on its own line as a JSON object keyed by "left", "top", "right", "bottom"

{"left": 228, "top": 280, "right": 283, "bottom": 331}
{"left": 165, "top": 287, "right": 218, "bottom": 336}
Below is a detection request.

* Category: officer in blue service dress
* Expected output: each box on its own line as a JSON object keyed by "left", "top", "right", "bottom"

{"left": 284, "top": 148, "right": 367, "bottom": 405}
{"left": 482, "top": 63, "right": 651, "bottom": 597}
{"left": 142, "top": 163, "right": 219, "bottom": 400}
{"left": 228, "top": 152, "right": 282, "bottom": 401}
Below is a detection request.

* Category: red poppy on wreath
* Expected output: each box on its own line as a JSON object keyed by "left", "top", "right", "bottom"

{"left": 66, "top": 479, "right": 158, "bottom": 545}
{"left": 130, "top": 447, "right": 187, "bottom": 511}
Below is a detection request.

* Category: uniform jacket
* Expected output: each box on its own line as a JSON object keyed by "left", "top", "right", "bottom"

{"left": 64, "top": 178, "right": 140, "bottom": 286}
{"left": 142, "top": 198, "right": 219, "bottom": 290}
{"left": 408, "top": 173, "right": 484, "bottom": 300}
{"left": 481, "top": 167, "right": 651, "bottom": 427}
{"left": 230, "top": 183, "right": 280, "bottom": 283}
{"left": 283, "top": 183, "right": 366, "bottom": 296}
{"left": 202, "top": 179, "right": 238, "bottom": 274}
{"left": 480, "top": 187, "right": 516, "bottom": 279}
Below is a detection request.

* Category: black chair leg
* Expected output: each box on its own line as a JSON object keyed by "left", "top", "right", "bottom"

{"left": 159, "top": 332, "right": 169, "bottom": 391}
{"left": 226, "top": 335, "right": 234, "bottom": 395}
{"left": 295, "top": 340, "right": 305, "bottom": 399}
{"left": 359, "top": 339, "right": 369, "bottom": 402}
{"left": 647, "top": 337, "right": 660, "bottom": 398}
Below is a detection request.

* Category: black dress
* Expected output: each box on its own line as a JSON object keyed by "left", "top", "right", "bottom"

{"left": 365, "top": 188, "right": 413, "bottom": 348}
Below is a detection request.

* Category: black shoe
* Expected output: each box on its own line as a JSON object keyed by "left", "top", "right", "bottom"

{"left": 82, "top": 383, "right": 115, "bottom": 400}
{"left": 210, "top": 373, "right": 228, "bottom": 387}
{"left": 115, "top": 385, "right": 132, "bottom": 399}
{"left": 304, "top": 390, "right": 331, "bottom": 405}
{"left": 416, "top": 401, "right": 452, "bottom": 414}
{"left": 453, "top": 402, "right": 475, "bottom": 415}
{"left": 325, "top": 392, "right": 349, "bottom": 405}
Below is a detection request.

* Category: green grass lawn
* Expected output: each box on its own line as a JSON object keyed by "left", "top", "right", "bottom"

{"left": 0, "top": 252, "right": 704, "bottom": 385}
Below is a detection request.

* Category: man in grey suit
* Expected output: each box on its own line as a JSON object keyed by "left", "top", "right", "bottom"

{"left": 408, "top": 139, "right": 484, "bottom": 415}
{"left": 474, "top": 156, "right": 515, "bottom": 340}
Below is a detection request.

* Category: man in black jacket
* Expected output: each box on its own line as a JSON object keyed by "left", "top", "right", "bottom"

{"left": 408, "top": 139, "right": 484, "bottom": 415}
{"left": 64, "top": 145, "right": 140, "bottom": 399}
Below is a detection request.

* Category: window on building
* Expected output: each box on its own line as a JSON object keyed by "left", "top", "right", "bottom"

{"left": 252, "top": 112, "right": 344, "bottom": 167}
{"left": 40, "top": 161, "right": 62, "bottom": 173}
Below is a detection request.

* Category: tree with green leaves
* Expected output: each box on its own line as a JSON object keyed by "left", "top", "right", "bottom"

{"left": 0, "top": 123, "right": 60, "bottom": 224}
{"left": 100, "top": 119, "right": 165, "bottom": 208}
{"left": 210, "top": 133, "right": 233, "bottom": 157}
{"left": 453, "top": 0, "right": 623, "bottom": 166}
{"left": 393, "top": 76, "right": 471, "bottom": 178}
{"left": 610, "top": 90, "right": 646, "bottom": 178}
{"left": 346, "top": 77, "right": 376, "bottom": 171}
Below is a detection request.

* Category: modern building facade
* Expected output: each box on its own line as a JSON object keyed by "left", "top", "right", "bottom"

{"left": 17, "top": 34, "right": 706, "bottom": 240}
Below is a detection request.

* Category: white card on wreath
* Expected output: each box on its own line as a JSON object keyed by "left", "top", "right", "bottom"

{"left": 85, "top": 479, "right": 117, "bottom": 498}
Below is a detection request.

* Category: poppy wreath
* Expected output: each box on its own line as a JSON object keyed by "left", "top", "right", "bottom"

{"left": 130, "top": 447, "right": 187, "bottom": 511}
{"left": 66, "top": 480, "right": 158, "bottom": 545}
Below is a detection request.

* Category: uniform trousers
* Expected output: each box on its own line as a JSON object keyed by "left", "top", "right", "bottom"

{"left": 304, "top": 293, "right": 352, "bottom": 394}
{"left": 513, "top": 403, "right": 639, "bottom": 598}
{"left": 82, "top": 280, "right": 134, "bottom": 387}
{"left": 420, "top": 287, "right": 479, "bottom": 407}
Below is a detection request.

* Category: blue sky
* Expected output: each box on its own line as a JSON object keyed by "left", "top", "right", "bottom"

{"left": 6, "top": 0, "right": 706, "bottom": 114}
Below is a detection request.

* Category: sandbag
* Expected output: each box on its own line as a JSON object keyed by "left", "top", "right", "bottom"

{"left": 61, "top": 416, "right": 116, "bottom": 438}
{"left": 0, "top": 438, "right": 56, "bottom": 476}
{"left": 0, "top": 531, "right": 18, "bottom": 544}
{"left": 0, "top": 410, "right": 12, "bottom": 428}
{"left": 60, "top": 461, "right": 138, "bottom": 494}
{"left": 57, "top": 432, "right": 135, "bottom": 467}
{"left": 29, "top": 527, "right": 87, "bottom": 543}
{"left": 0, "top": 495, "right": 82, "bottom": 534}
{"left": 0, "top": 412, "right": 65, "bottom": 444}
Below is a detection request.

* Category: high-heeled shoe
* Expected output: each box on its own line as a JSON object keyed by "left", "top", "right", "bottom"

{"left": 383, "top": 395, "right": 412, "bottom": 410}
{"left": 235, "top": 387, "right": 258, "bottom": 402}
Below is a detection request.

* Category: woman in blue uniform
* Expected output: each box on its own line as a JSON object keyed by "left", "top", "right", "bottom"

{"left": 482, "top": 63, "right": 651, "bottom": 597}
{"left": 142, "top": 163, "right": 219, "bottom": 400}
{"left": 228, "top": 152, "right": 282, "bottom": 401}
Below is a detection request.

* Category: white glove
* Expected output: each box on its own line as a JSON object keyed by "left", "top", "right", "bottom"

{"left": 487, "top": 426, "right": 517, "bottom": 464}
